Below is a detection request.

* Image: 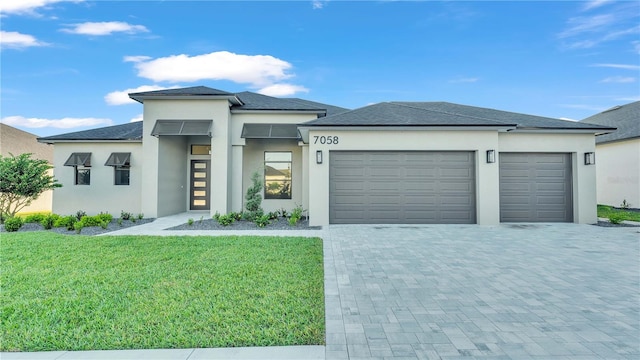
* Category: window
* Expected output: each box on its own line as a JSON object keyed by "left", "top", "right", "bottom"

{"left": 264, "top": 152, "right": 292, "bottom": 199}
{"left": 105, "top": 152, "right": 131, "bottom": 185}
{"left": 191, "top": 145, "right": 211, "bottom": 155}
{"left": 64, "top": 152, "right": 91, "bottom": 186}
{"left": 76, "top": 167, "right": 91, "bottom": 185}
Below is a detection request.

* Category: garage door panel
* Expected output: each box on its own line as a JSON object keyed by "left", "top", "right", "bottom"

{"left": 330, "top": 151, "right": 475, "bottom": 224}
{"left": 499, "top": 153, "right": 572, "bottom": 222}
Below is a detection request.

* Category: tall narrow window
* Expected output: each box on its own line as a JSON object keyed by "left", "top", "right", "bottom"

{"left": 105, "top": 152, "right": 131, "bottom": 186}
{"left": 264, "top": 152, "right": 292, "bottom": 199}
{"left": 64, "top": 152, "right": 91, "bottom": 185}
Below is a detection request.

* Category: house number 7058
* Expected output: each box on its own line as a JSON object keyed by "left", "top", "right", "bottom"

{"left": 313, "top": 136, "right": 339, "bottom": 145}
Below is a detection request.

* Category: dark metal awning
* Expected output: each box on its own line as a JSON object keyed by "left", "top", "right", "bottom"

{"left": 64, "top": 152, "right": 91, "bottom": 167}
{"left": 241, "top": 124, "right": 299, "bottom": 139}
{"left": 104, "top": 152, "right": 131, "bottom": 167}
{"left": 151, "top": 120, "right": 212, "bottom": 137}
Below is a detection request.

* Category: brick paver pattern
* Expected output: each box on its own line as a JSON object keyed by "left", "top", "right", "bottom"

{"left": 323, "top": 224, "right": 640, "bottom": 359}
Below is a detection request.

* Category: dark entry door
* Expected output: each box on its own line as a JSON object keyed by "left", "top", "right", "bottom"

{"left": 190, "top": 160, "right": 210, "bottom": 210}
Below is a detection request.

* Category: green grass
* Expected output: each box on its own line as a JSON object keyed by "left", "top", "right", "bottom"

{"left": 597, "top": 204, "right": 640, "bottom": 222}
{"left": 1, "top": 233, "right": 324, "bottom": 351}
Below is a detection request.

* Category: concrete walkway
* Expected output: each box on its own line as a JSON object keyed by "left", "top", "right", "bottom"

{"left": 3, "top": 217, "right": 639, "bottom": 359}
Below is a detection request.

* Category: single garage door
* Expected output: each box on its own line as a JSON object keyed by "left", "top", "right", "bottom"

{"left": 329, "top": 151, "right": 476, "bottom": 224}
{"left": 499, "top": 153, "right": 573, "bottom": 222}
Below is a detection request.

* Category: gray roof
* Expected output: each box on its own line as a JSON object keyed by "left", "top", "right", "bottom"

{"left": 581, "top": 101, "right": 639, "bottom": 143}
{"left": 129, "top": 86, "right": 235, "bottom": 103}
{"left": 284, "top": 98, "right": 350, "bottom": 116}
{"left": 233, "top": 91, "right": 325, "bottom": 112}
{"left": 304, "top": 102, "right": 616, "bottom": 131}
{"left": 38, "top": 122, "right": 143, "bottom": 143}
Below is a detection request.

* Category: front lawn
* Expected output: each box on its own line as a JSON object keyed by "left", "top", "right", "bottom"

{"left": 1, "top": 233, "right": 324, "bottom": 351}
{"left": 597, "top": 204, "right": 640, "bottom": 222}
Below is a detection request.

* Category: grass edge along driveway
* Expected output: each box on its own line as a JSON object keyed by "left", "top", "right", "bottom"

{"left": 1, "top": 233, "right": 324, "bottom": 351}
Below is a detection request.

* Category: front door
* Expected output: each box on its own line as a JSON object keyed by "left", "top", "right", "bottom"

{"left": 190, "top": 160, "right": 210, "bottom": 210}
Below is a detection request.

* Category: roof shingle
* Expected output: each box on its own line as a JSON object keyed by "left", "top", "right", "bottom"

{"left": 38, "top": 122, "right": 143, "bottom": 143}
{"left": 581, "top": 101, "right": 639, "bottom": 143}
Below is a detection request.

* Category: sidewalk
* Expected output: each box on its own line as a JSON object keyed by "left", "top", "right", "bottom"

{"left": 1, "top": 346, "right": 325, "bottom": 360}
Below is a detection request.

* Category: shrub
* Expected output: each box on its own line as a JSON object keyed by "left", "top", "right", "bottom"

{"left": 117, "top": 218, "right": 123, "bottom": 226}
{"left": 4, "top": 217, "right": 24, "bottom": 232}
{"left": 267, "top": 211, "right": 279, "bottom": 220}
{"left": 278, "top": 208, "right": 288, "bottom": 218}
{"left": 120, "top": 211, "right": 132, "bottom": 220}
{"left": 41, "top": 213, "right": 59, "bottom": 229}
{"left": 608, "top": 213, "right": 625, "bottom": 224}
{"left": 54, "top": 215, "right": 77, "bottom": 230}
{"left": 187, "top": 218, "right": 194, "bottom": 226}
{"left": 288, "top": 204, "right": 304, "bottom": 226}
{"left": 137, "top": 213, "right": 144, "bottom": 220}
{"left": 255, "top": 214, "right": 271, "bottom": 228}
{"left": 217, "top": 213, "right": 236, "bottom": 226}
{"left": 74, "top": 222, "right": 83, "bottom": 234}
{"left": 78, "top": 215, "right": 103, "bottom": 227}
{"left": 213, "top": 212, "right": 221, "bottom": 221}
{"left": 244, "top": 171, "right": 264, "bottom": 221}
{"left": 24, "top": 213, "right": 46, "bottom": 223}
{"left": 97, "top": 212, "right": 113, "bottom": 224}
{"left": 131, "top": 217, "right": 137, "bottom": 223}
{"left": 76, "top": 210, "right": 87, "bottom": 221}
{"left": 620, "top": 199, "right": 631, "bottom": 209}
{"left": 100, "top": 221, "right": 108, "bottom": 229}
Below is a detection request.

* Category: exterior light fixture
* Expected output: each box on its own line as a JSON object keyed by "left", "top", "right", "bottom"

{"left": 486, "top": 150, "right": 496, "bottom": 163}
{"left": 316, "top": 150, "right": 323, "bottom": 164}
{"left": 584, "top": 152, "right": 595, "bottom": 165}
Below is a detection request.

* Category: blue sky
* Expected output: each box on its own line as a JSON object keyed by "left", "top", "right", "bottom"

{"left": 1, "top": 0, "right": 639, "bottom": 137}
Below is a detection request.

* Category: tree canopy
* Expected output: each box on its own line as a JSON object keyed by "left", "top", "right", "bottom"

{"left": 0, "top": 153, "right": 62, "bottom": 218}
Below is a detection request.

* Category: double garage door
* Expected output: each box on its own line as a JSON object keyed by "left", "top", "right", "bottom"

{"left": 329, "top": 151, "right": 573, "bottom": 224}
{"left": 329, "top": 151, "right": 476, "bottom": 224}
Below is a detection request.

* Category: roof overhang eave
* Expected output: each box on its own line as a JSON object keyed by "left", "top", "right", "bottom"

{"left": 231, "top": 109, "right": 326, "bottom": 115}
{"left": 36, "top": 139, "right": 142, "bottom": 144}
{"left": 128, "top": 94, "right": 243, "bottom": 105}
{"left": 507, "top": 127, "right": 617, "bottom": 134}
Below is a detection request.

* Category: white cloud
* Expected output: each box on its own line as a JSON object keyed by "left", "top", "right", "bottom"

{"left": 583, "top": 0, "right": 612, "bottom": 12}
{"left": 449, "top": 77, "right": 479, "bottom": 84}
{"left": 591, "top": 63, "right": 640, "bottom": 70}
{"left": 600, "top": 76, "right": 636, "bottom": 83}
{"left": 129, "top": 51, "right": 295, "bottom": 86}
{"left": 257, "top": 84, "right": 309, "bottom": 97}
{"left": 124, "top": 55, "right": 152, "bottom": 63}
{"left": 0, "top": 31, "right": 48, "bottom": 49}
{"left": 559, "top": 117, "right": 578, "bottom": 122}
{"left": 105, "top": 85, "right": 180, "bottom": 105}
{"left": 130, "top": 114, "right": 143, "bottom": 122}
{"left": 616, "top": 95, "right": 640, "bottom": 102}
{"left": 312, "top": 1, "right": 327, "bottom": 10}
{"left": 61, "top": 21, "right": 149, "bottom": 36}
{"left": 558, "top": 14, "right": 614, "bottom": 39}
{"left": 1, "top": 116, "right": 112, "bottom": 129}
{"left": 0, "top": 0, "right": 81, "bottom": 16}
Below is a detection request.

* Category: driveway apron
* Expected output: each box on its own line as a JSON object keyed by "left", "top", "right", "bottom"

{"left": 323, "top": 224, "right": 640, "bottom": 359}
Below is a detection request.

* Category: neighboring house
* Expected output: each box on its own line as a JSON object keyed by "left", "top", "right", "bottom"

{"left": 582, "top": 101, "right": 640, "bottom": 208}
{"left": 0, "top": 123, "right": 55, "bottom": 214}
{"left": 38, "top": 86, "right": 613, "bottom": 226}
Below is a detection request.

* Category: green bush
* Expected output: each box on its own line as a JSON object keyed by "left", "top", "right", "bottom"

{"left": 217, "top": 213, "right": 236, "bottom": 226}
{"left": 187, "top": 218, "right": 194, "bottom": 226}
{"left": 244, "top": 171, "right": 264, "bottom": 221}
{"left": 288, "top": 204, "right": 304, "bottom": 226}
{"left": 117, "top": 218, "right": 123, "bottom": 226}
{"left": 78, "top": 215, "right": 103, "bottom": 227}
{"left": 100, "top": 221, "right": 108, "bottom": 229}
{"left": 608, "top": 213, "right": 625, "bottom": 224}
{"left": 24, "top": 213, "right": 46, "bottom": 223}
{"left": 120, "top": 211, "right": 132, "bottom": 220}
{"left": 74, "top": 222, "right": 83, "bottom": 234}
{"left": 137, "top": 213, "right": 144, "bottom": 220}
{"left": 76, "top": 210, "right": 87, "bottom": 221}
{"left": 40, "top": 214, "right": 59, "bottom": 229}
{"left": 54, "top": 215, "right": 77, "bottom": 230}
{"left": 213, "top": 212, "right": 221, "bottom": 221}
{"left": 97, "top": 212, "right": 113, "bottom": 223}
{"left": 267, "top": 211, "right": 279, "bottom": 220}
{"left": 4, "top": 217, "right": 24, "bottom": 232}
{"left": 255, "top": 214, "right": 271, "bottom": 228}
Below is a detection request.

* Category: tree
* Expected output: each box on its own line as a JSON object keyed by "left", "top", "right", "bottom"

{"left": 243, "top": 170, "right": 264, "bottom": 221}
{"left": 0, "top": 153, "right": 62, "bottom": 218}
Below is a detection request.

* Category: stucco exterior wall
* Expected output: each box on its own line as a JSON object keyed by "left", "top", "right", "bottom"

{"left": 142, "top": 99, "right": 231, "bottom": 217}
{"left": 498, "top": 132, "right": 598, "bottom": 224}
{"left": 594, "top": 139, "right": 640, "bottom": 208}
{"left": 306, "top": 129, "right": 501, "bottom": 226}
{"left": 51, "top": 142, "right": 142, "bottom": 216}
{"left": 242, "top": 139, "right": 303, "bottom": 214}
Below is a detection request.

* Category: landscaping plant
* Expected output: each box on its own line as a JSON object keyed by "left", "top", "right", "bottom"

{"left": 255, "top": 213, "right": 271, "bottom": 228}
{"left": 288, "top": 204, "right": 304, "bottom": 226}
{"left": 0, "top": 153, "right": 62, "bottom": 218}
{"left": 243, "top": 170, "right": 264, "bottom": 221}
{"left": 3, "top": 216, "right": 23, "bottom": 232}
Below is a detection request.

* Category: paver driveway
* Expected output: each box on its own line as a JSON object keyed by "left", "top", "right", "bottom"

{"left": 323, "top": 223, "right": 640, "bottom": 359}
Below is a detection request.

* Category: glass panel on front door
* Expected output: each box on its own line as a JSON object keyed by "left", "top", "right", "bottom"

{"left": 190, "top": 160, "right": 210, "bottom": 210}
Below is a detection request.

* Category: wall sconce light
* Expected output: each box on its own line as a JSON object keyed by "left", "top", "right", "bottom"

{"left": 316, "top": 150, "right": 323, "bottom": 164}
{"left": 584, "top": 152, "right": 595, "bottom": 165}
{"left": 486, "top": 150, "right": 496, "bottom": 164}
